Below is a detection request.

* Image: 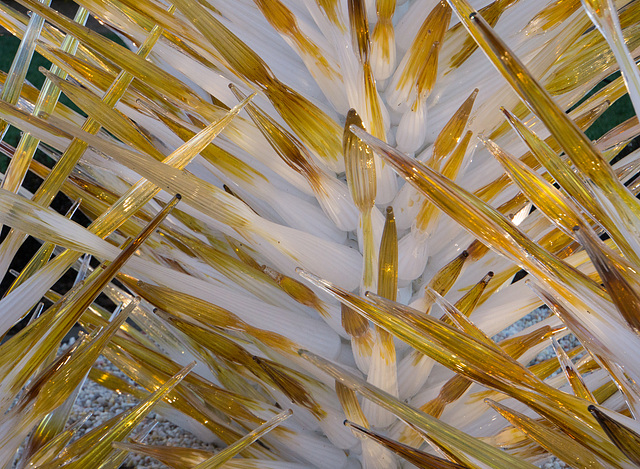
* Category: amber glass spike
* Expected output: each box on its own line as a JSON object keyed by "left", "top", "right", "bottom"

{"left": 589, "top": 405, "right": 640, "bottom": 466}
{"left": 345, "top": 420, "right": 467, "bottom": 468}
{"left": 487, "top": 399, "right": 607, "bottom": 468}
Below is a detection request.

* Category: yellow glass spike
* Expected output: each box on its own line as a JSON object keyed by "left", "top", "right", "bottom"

{"left": 95, "top": 426, "right": 153, "bottom": 469}
{"left": 22, "top": 416, "right": 88, "bottom": 467}
{"left": 573, "top": 226, "right": 640, "bottom": 334}
{"left": 35, "top": 44, "right": 115, "bottom": 97}
{"left": 226, "top": 236, "right": 263, "bottom": 271}
{"left": 589, "top": 405, "right": 640, "bottom": 465}
{"left": 44, "top": 413, "right": 126, "bottom": 464}
{"left": 544, "top": 27, "right": 625, "bottom": 96}
{"left": 552, "top": 338, "right": 597, "bottom": 403}
{"left": 301, "top": 270, "right": 545, "bottom": 402}
{"left": 121, "top": 325, "right": 261, "bottom": 398}
{"left": 531, "top": 210, "right": 578, "bottom": 255}
{"left": 526, "top": 279, "right": 611, "bottom": 364}
{"left": 527, "top": 278, "right": 640, "bottom": 431}
{"left": 473, "top": 268, "right": 521, "bottom": 309}
{"left": 345, "top": 108, "right": 377, "bottom": 290}
{"left": 20, "top": 299, "right": 92, "bottom": 463}
{"left": 570, "top": 73, "right": 627, "bottom": 119}
{"left": 346, "top": 420, "right": 467, "bottom": 468}
{"left": 576, "top": 354, "right": 601, "bottom": 375}
{"left": 368, "top": 204, "right": 399, "bottom": 422}
{"left": 481, "top": 136, "right": 592, "bottom": 240}
{"left": 88, "top": 367, "right": 145, "bottom": 399}
{"left": 161, "top": 313, "right": 316, "bottom": 420}
{"left": 466, "top": 239, "right": 489, "bottom": 261}
{"left": 41, "top": 69, "right": 165, "bottom": 160}
{"left": 41, "top": 45, "right": 192, "bottom": 118}
{"left": 113, "top": 441, "right": 211, "bottom": 467}
{"left": 1, "top": 0, "right": 174, "bottom": 256}
{"left": 582, "top": 0, "right": 640, "bottom": 119}
{"left": 447, "top": 0, "right": 518, "bottom": 69}
{"left": 27, "top": 157, "right": 148, "bottom": 238}
{"left": 419, "top": 42, "right": 442, "bottom": 101}
{"left": 192, "top": 410, "right": 292, "bottom": 469}
{"left": 3, "top": 105, "right": 254, "bottom": 236}
{"left": 432, "top": 89, "right": 478, "bottom": 163}
{"left": 474, "top": 174, "right": 510, "bottom": 203}
{"left": 486, "top": 399, "right": 607, "bottom": 469}
{"left": 428, "top": 289, "right": 506, "bottom": 354}
{"left": 0, "top": 296, "right": 138, "bottom": 462}
{"left": 149, "top": 109, "right": 265, "bottom": 186}
{"left": 102, "top": 340, "right": 262, "bottom": 450}
{"left": 416, "top": 130, "right": 473, "bottom": 232}
{"left": 167, "top": 0, "right": 344, "bottom": 169}
{"left": 378, "top": 206, "right": 398, "bottom": 301}
{"left": 6, "top": 151, "right": 150, "bottom": 244}
{"left": 500, "top": 324, "right": 565, "bottom": 362}
{"left": 90, "top": 0, "right": 202, "bottom": 42}
{"left": 451, "top": 271, "right": 492, "bottom": 317}
{"left": 344, "top": 109, "right": 377, "bottom": 213}
{"left": 162, "top": 315, "right": 256, "bottom": 371}
{"left": 592, "top": 381, "right": 619, "bottom": 407}
{"left": 349, "top": 0, "right": 370, "bottom": 64}
{"left": 166, "top": 228, "right": 313, "bottom": 313}
{"left": 51, "top": 95, "right": 252, "bottom": 241}
{"left": 441, "top": 131, "right": 473, "bottom": 180}
{"left": 528, "top": 344, "right": 582, "bottom": 381}
{"left": 24, "top": 299, "right": 138, "bottom": 413}
{"left": 52, "top": 194, "right": 177, "bottom": 319}
{"left": 573, "top": 100, "right": 611, "bottom": 135}
{"left": 171, "top": 0, "right": 274, "bottom": 87}
{"left": 16, "top": 0, "right": 200, "bottom": 108}
{"left": 414, "top": 426, "right": 483, "bottom": 468}
{"left": 261, "top": 266, "right": 332, "bottom": 317}
{"left": 427, "top": 250, "right": 469, "bottom": 298}
{"left": 253, "top": 357, "right": 327, "bottom": 419}
{"left": 205, "top": 357, "right": 269, "bottom": 405}
{"left": 3, "top": 3, "right": 640, "bottom": 468}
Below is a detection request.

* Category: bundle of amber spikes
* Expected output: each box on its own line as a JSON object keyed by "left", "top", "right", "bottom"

{"left": 1, "top": 0, "right": 640, "bottom": 467}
